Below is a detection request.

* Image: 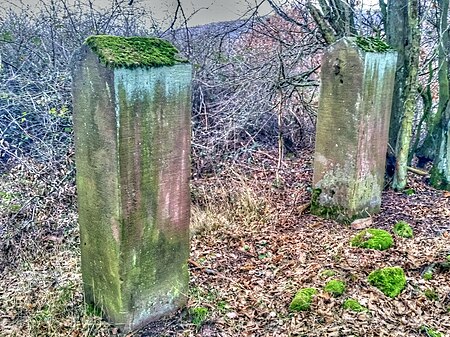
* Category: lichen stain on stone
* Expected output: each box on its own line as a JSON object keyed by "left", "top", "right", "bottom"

{"left": 112, "top": 64, "right": 191, "bottom": 330}
{"left": 72, "top": 47, "right": 125, "bottom": 321}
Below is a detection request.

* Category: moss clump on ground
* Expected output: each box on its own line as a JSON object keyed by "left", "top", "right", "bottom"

{"left": 420, "top": 325, "right": 443, "bottom": 337}
{"left": 351, "top": 228, "right": 393, "bottom": 250}
{"left": 289, "top": 288, "right": 318, "bottom": 312}
{"left": 310, "top": 188, "right": 359, "bottom": 224}
{"left": 404, "top": 188, "right": 415, "bottom": 196}
{"left": 424, "top": 289, "right": 439, "bottom": 301}
{"left": 324, "top": 279, "right": 346, "bottom": 297}
{"left": 320, "top": 269, "right": 336, "bottom": 278}
{"left": 367, "top": 266, "right": 406, "bottom": 298}
{"left": 393, "top": 221, "right": 413, "bottom": 238}
{"left": 355, "top": 36, "right": 393, "bottom": 52}
{"left": 189, "top": 307, "right": 209, "bottom": 327}
{"left": 423, "top": 270, "right": 433, "bottom": 280}
{"left": 430, "top": 166, "right": 450, "bottom": 191}
{"left": 85, "top": 35, "right": 186, "bottom": 68}
{"left": 343, "top": 298, "right": 368, "bottom": 312}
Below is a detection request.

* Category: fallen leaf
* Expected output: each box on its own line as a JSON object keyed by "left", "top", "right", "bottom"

{"left": 351, "top": 217, "right": 372, "bottom": 230}
{"left": 297, "top": 203, "right": 310, "bottom": 214}
{"left": 226, "top": 312, "right": 238, "bottom": 319}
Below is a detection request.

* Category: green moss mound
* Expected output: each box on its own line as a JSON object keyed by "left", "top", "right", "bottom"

{"left": 393, "top": 221, "right": 413, "bottom": 238}
{"left": 423, "top": 270, "right": 433, "bottom": 280}
{"left": 343, "top": 298, "right": 368, "bottom": 312}
{"left": 420, "top": 325, "right": 443, "bottom": 337}
{"left": 85, "top": 35, "right": 186, "bottom": 68}
{"left": 404, "top": 188, "right": 415, "bottom": 196}
{"left": 351, "top": 228, "right": 393, "bottom": 250}
{"left": 324, "top": 279, "right": 346, "bottom": 297}
{"left": 367, "top": 266, "right": 406, "bottom": 298}
{"left": 189, "top": 306, "right": 209, "bottom": 327}
{"left": 289, "top": 288, "right": 317, "bottom": 312}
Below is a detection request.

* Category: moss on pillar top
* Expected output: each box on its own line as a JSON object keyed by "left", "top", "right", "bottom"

{"left": 85, "top": 35, "right": 187, "bottom": 68}
{"left": 355, "top": 36, "right": 393, "bottom": 53}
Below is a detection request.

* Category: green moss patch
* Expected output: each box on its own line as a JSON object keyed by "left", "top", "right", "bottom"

{"left": 289, "top": 288, "right": 317, "bottom": 312}
{"left": 430, "top": 166, "right": 450, "bottom": 190}
{"left": 424, "top": 289, "right": 439, "bottom": 301}
{"left": 393, "top": 221, "right": 413, "bottom": 238}
{"left": 189, "top": 307, "right": 209, "bottom": 327}
{"left": 310, "top": 188, "right": 341, "bottom": 219}
{"left": 320, "top": 269, "right": 336, "bottom": 278}
{"left": 310, "top": 188, "right": 360, "bottom": 224}
{"left": 367, "top": 266, "right": 406, "bottom": 298}
{"left": 324, "top": 279, "right": 346, "bottom": 297}
{"left": 351, "top": 228, "right": 393, "bottom": 250}
{"left": 355, "top": 36, "right": 393, "bottom": 52}
{"left": 403, "top": 188, "right": 415, "bottom": 196}
{"left": 342, "top": 298, "right": 368, "bottom": 312}
{"left": 423, "top": 270, "right": 433, "bottom": 280}
{"left": 420, "top": 325, "right": 443, "bottom": 337}
{"left": 85, "top": 35, "right": 186, "bottom": 68}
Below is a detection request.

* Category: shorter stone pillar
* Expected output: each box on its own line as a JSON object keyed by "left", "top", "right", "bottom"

{"left": 72, "top": 35, "right": 191, "bottom": 332}
{"left": 312, "top": 37, "right": 397, "bottom": 223}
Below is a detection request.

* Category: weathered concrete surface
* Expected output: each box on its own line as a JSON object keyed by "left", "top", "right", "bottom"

{"left": 312, "top": 38, "right": 397, "bottom": 223}
{"left": 72, "top": 37, "right": 191, "bottom": 332}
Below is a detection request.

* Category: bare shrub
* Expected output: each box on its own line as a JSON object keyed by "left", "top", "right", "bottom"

{"left": 0, "top": 0, "right": 150, "bottom": 170}
{"left": 165, "top": 12, "right": 321, "bottom": 176}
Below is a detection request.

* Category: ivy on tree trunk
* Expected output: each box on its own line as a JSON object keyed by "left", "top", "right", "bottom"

{"left": 431, "top": 0, "right": 450, "bottom": 190}
{"left": 392, "top": 0, "right": 420, "bottom": 190}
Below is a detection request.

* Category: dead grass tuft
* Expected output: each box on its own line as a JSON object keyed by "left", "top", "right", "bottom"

{"left": 191, "top": 177, "right": 273, "bottom": 237}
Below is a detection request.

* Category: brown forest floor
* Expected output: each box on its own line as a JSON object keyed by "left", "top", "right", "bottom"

{"left": 0, "top": 149, "right": 449, "bottom": 337}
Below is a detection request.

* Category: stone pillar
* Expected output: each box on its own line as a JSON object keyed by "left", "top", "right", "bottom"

{"left": 312, "top": 37, "right": 397, "bottom": 223}
{"left": 72, "top": 35, "right": 191, "bottom": 332}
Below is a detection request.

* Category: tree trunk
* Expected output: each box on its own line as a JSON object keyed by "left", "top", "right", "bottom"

{"left": 307, "top": 0, "right": 356, "bottom": 45}
{"left": 416, "top": 0, "right": 450, "bottom": 163}
{"left": 386, "top": 0, "right": 408, "bottom": 151}
{"left": 392, "top": 0, "right": 420, "bottom": 190}
{"left": 409, "top": 62, "right": 433, "bottom": 165}
{"left": 306, "top": 3, "right": 337, "bottom": 45}
{"left": 431, "top": 0, "right": 450, "bottom": 190}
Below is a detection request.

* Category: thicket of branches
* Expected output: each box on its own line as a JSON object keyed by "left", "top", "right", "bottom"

{"left": 0, "top": 0, "right": 324, "bottom": 178}
{"left": 0, "top": 0, "right": 150, "bottom": 171}
{"left": 0, "top": 0, "right": 448, "bottom": 186}
{"left": 166, "top": 12, "right": 322, "bottom": 174}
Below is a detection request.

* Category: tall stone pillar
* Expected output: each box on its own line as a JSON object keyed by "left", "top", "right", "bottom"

{"left": 72, "top": 35, "right": 191, "bottom": 332}
{"left": 312, "top": 37, "right": 397, "bottom": 223}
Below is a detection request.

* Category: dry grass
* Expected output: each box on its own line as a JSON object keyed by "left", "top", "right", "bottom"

{"left": 0, "top": 158, "right": 111, "bottom": 337}
{"left": 191, "top": 178, "right": 272, "bottom": 237}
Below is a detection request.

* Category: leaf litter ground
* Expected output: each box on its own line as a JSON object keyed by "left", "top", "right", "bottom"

{"left": 0, "top": 149, "right": 449, "bottom": 336}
